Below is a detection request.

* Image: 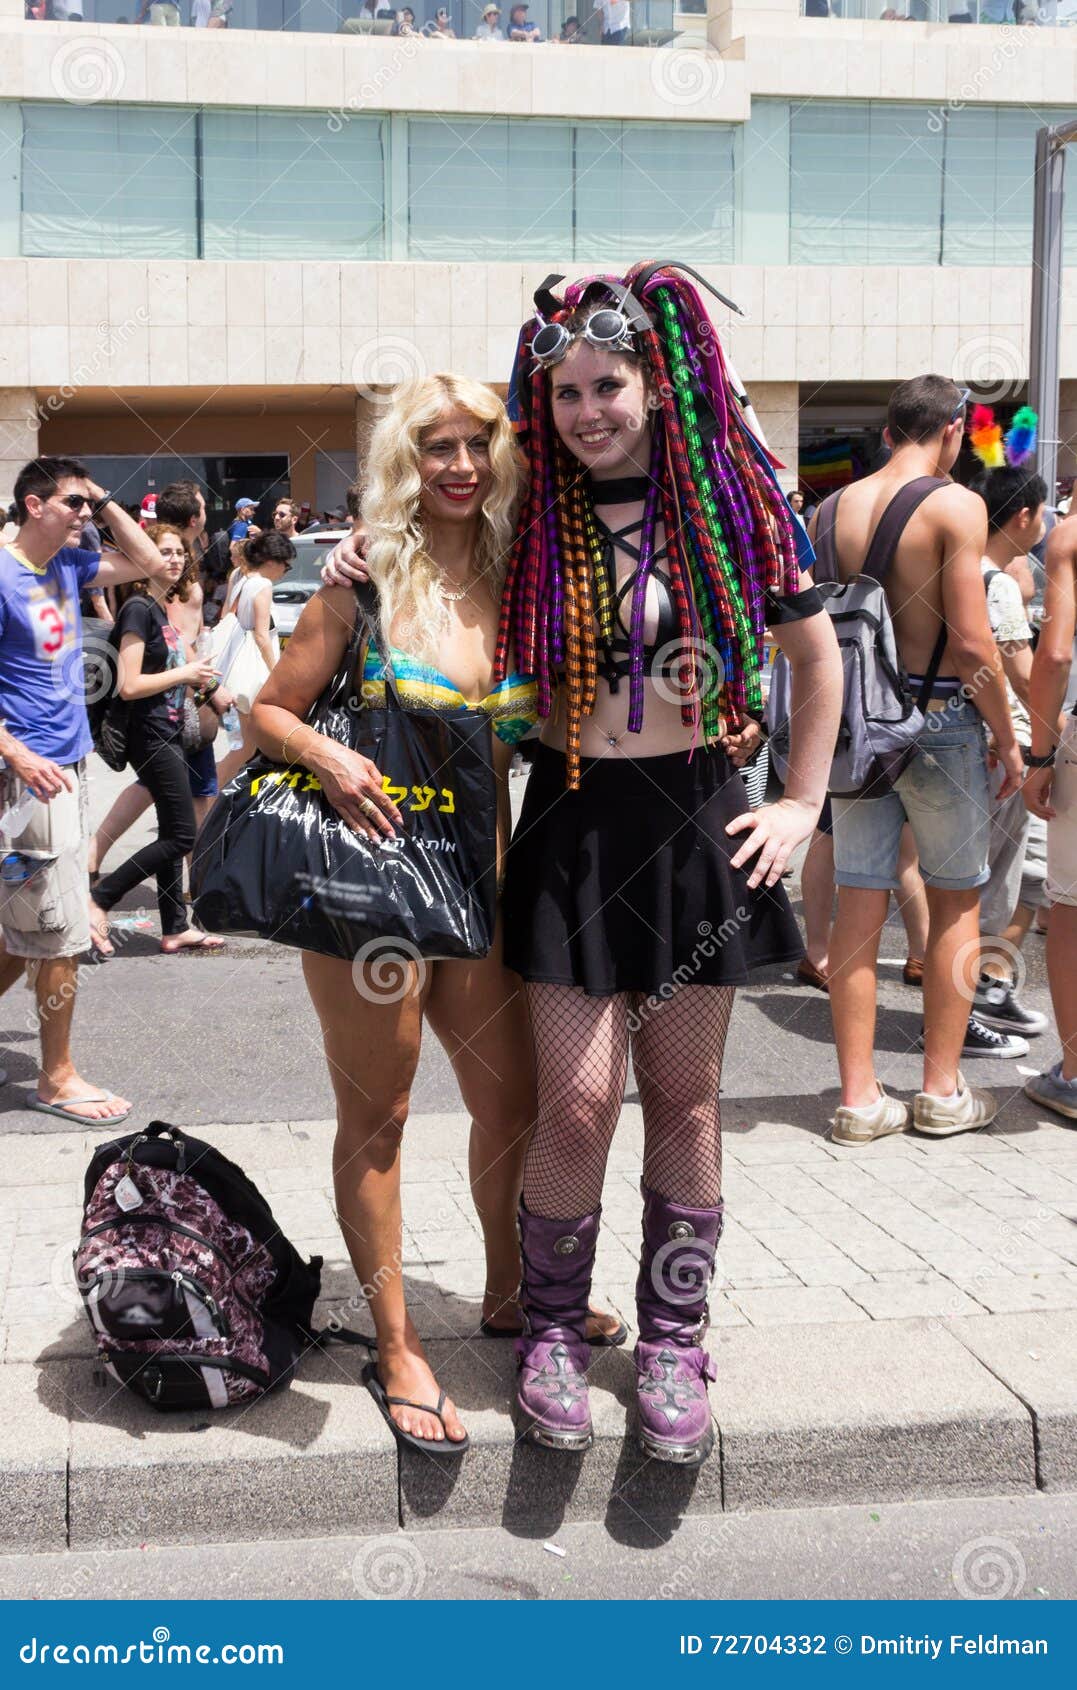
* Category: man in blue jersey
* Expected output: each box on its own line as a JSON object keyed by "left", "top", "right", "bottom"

{"left": 0, "top": 456, "right": 173, "bottom": 1123}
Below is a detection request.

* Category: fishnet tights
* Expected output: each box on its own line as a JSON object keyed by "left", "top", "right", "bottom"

{"left": 524, "top": 983, "right": 734, "bottom": 1219}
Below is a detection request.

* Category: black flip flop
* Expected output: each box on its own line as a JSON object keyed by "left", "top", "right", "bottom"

{"left": 478, "top": 1314, "right": 629, "bottom": 1347}
{"left": 362, "top": 1361, "right": 470, "bottom": 1457}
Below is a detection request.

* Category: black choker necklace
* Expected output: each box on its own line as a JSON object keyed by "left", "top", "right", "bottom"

{"left": 587, "top": 475, "right": 650, "bottom": 505}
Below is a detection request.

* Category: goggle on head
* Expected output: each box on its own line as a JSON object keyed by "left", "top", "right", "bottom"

{"left": 528, "top": 279, "right": 654, "bottom": 371}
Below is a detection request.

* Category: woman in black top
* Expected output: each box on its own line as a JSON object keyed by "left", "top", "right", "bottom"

{"left": 89, "top": 525, "right": 224, "bottom": 956}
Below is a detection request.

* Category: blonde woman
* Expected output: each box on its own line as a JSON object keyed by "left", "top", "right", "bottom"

{"left": 253, "top": 377, "right": 619, "bottom": 1454}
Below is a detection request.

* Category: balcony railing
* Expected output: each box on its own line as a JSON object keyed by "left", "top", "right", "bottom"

{"left": 800, "top": 0, "right": 1077, "bottom": 19}
{"left": 25, "top": 0, "right": 689, "bottom": 44}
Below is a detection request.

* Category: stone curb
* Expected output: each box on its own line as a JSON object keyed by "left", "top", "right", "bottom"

{"left": 5, "top": 1315, "right": 1067, "bottom": 1552}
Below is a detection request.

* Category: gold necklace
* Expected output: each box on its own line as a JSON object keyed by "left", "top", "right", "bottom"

{"left": 440, "top": 577, "right": 480, "bottom": 603}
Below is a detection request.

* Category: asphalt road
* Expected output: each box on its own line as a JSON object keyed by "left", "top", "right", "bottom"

{"left": 1, "top": 1490, "right": 1073, "bottom": 1602}
{"left": 0, "top": 761, "right": 1058, "bottom": 1134}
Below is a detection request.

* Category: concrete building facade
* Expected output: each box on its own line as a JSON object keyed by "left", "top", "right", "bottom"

{"left": 2, "top": 0, "right": 1076, "bottom": 512}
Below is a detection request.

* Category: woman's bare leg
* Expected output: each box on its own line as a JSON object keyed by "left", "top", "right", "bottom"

{"left": 425, "top": 924, "right": 535, "bottom": 1328}
{"left": 303, "top": 950, "right": 465, "bottom": 1445}
{"left": 87, "top": 782, "right": 152, "bottom": 878}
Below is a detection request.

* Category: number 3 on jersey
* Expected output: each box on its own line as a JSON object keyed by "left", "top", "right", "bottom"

{"left": 30, "top": 598, "right": 69, "bottom": 662}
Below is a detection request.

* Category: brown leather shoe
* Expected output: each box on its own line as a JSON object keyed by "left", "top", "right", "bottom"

{"left": 796, "top": 959, "right": 829, "bottom": 993}
{"left": 903, "top": 956, "right": 924, "bottom": 987}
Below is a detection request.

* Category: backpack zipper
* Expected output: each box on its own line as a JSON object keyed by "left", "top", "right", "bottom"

{"left": 77, "top": 1215, "right": 268, "bottom": 1329}
{"left": 79, "top": 1212, "right": 254, "bottom": 1272}
{"left": 82, "top": 1265, "right": 231, "bottom": 1337}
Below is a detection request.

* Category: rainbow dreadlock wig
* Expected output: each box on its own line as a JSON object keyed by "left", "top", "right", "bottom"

{"left": 494, "top": 261, "right": 803, "bottom": 788}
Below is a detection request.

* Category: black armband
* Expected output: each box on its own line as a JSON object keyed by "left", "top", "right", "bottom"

{"left": 764, "top": 585, "right": 825, "bottom": 627}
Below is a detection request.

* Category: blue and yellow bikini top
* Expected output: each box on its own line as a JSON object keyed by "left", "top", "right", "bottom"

{"left": 360, "top": 643, "right": 538, "bottom": 748}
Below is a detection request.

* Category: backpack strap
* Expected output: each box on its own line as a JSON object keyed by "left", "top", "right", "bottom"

{"left": 810, "top": 490, "right": 843, "bottom": 585}
{"left": 859, "top": 477, "right": 950, "bottom": 711}
{"left": 860, "top": 476, "right": 949, "bottom": 584}
{"left": 302, "top": 1324, "right": 376, "bottom": 1353}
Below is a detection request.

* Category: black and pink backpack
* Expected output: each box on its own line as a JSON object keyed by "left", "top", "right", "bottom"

{"left": 74, "top": 1122, "right": 354, "bottom": 1412}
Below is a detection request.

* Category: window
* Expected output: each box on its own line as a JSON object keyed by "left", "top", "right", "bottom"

{"left": 201, "top": 111, "right": 386, "bottom": 260}
{"left": 789, "top": 103, "right": 943, "bottom": 265}
{"left": 21, "top": 103, "right": 198, "bottom": 259}
{"left": 408, "top": 116, "right": 734, "bottom": 262}
{"left": 407, "top": 118, "right": 573, "bottom": 260}
{"left": 575, "top": 122, "right": 734, "bottom": 264}
{"left": 941, "top": 105, "right": 1064, "bottom": 267}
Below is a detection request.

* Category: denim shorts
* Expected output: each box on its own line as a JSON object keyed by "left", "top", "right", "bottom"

{"left": 832, "top": 700, "right": 991, "bottom": 892}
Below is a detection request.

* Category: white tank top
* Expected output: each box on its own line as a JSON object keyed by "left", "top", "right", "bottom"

{"left": 229, "top": 573, "right": 280, "bottom": 662}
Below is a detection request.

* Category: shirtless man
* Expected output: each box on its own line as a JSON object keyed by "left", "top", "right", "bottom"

{"left": 817, "top": 375, "right": 1025, "bottom": 1144}
{"left": 1023, "top": 512, "right": 1077, "bottom": 1121}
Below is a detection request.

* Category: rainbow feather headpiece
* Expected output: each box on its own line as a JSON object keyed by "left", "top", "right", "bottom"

{"left": 970, "top": 404, "right": 1038, "bottom": 470}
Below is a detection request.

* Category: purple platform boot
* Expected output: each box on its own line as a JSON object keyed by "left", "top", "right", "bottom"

{"left": 634, "top": 1186, "right": 724, "bottom": 1466}
{"left": 515, "top": 1206, "right": 600, "bottom": 1452}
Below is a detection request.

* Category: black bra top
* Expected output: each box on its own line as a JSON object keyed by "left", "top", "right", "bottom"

{"left": 594, "top": 508, "right": 680, "bottom": 687}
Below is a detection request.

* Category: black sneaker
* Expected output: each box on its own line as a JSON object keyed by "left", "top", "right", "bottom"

{"left": 972, "top": 974, "right": 1048, "bottom": 1037}
{"left": 915, "top": 1014, "right": 1029, "bottom": 1060}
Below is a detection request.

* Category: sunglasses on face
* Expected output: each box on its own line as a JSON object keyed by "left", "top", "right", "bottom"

{"left": 949, "top": 387, "right": 971, "bottom": 425}
{"left": 54, "top": 494, "right": 93, "bottom": 512}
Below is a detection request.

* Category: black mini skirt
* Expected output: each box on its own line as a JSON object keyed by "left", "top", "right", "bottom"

{"left": 502, "top": 743, "right": 805, "bottom": 997}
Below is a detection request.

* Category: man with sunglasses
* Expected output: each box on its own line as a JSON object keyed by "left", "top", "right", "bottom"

{"left": 816, "top": 376, "right": 1026, "bottom": 1147}
{"left": 0, "top": 455, "right": 174, "bottom": 1125}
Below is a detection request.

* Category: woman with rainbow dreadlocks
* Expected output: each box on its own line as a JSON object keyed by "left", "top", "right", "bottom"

{"left": 498, "top": 263, "right": 841, "bottom": 1465}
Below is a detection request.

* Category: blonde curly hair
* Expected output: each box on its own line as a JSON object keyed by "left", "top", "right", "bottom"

{"left": 361, "top": 374, "right": 521, "bottom": 660}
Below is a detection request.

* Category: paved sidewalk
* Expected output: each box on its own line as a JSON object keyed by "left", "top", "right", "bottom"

{"left": 1, "top": 754, "right": 1075, "bottom": 1550}
{"left": 5, "top": 1101, "right": 1076, "bottom": 1365}
{"left": 1, "top": 1102, "right": 1075, "bottom": 1551}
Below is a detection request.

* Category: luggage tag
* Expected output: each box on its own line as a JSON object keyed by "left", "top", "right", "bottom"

{"left": 114, "top": 1173, "right": 144, "bottom": 1212}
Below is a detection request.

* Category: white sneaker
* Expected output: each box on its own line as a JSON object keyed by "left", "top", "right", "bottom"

{"left": 912, "top": 1071, "right": 997, "bottom": 1137}
{"left": 831, "top": 1083, "right": 909, "bottom": 1146}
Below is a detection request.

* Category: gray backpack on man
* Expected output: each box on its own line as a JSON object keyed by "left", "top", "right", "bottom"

{"left": 767, "top": 476, "right": 949, "bottom": 801}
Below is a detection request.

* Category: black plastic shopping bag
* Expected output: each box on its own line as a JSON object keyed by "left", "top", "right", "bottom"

{"left": 191, "top": 591, "right": 498, "bottom": 963}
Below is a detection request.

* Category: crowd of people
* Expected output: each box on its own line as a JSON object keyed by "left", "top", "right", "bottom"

{"left": 26, "top": 1, "right": 636, "bottom": 41}
{"left": 1, "top": 266, "right": 1075, "bottom": 1466}
{"left": 805, "top": 1, "right": 1070, "bottom": 20}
